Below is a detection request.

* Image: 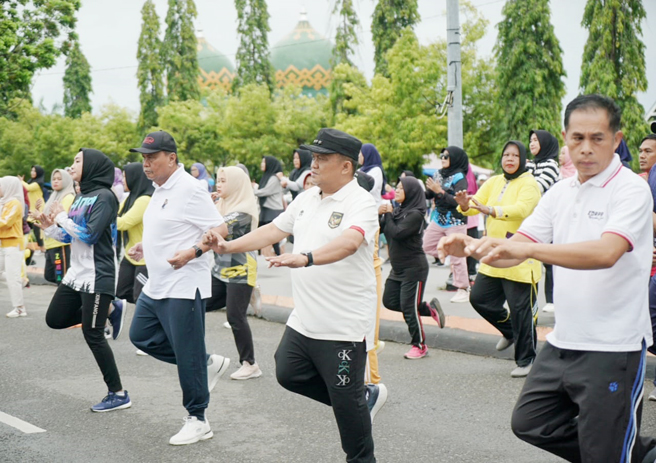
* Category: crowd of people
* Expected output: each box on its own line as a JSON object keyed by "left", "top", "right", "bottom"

{"left": 2, "top": 93, "right": 656, "bottom": 462}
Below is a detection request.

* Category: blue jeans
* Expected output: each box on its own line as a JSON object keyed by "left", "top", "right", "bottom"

{"left": 130, "top": 290, "right": 209, "bottom": 419}
{"left": 649, "top": 276, "right": 656, "bottom": 385}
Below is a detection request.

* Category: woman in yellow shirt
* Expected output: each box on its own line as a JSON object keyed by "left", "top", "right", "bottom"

{"left": 41, "top": 169, "right": 76, "bottom": 284}
{"left": 0, "top": 177, "right": 27, "bottom": 318}
{"left": 21, "top": 165, "right": 46, "bottom": 251}
{"left": 456, "top": 141, "right": 542, "bottom": 378}
{"left": 115, "top": 163, "right": 153, "bottom": 307}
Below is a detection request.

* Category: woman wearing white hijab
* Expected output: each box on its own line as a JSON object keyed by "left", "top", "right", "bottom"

{"left": 208, "top": 166, "right": 262, "bottom": 380}
{"left": 41, "top": 169, "right": 76, "bottom": 284}
{"left": 0, "top": 176, "right": 27, "bottom": 317}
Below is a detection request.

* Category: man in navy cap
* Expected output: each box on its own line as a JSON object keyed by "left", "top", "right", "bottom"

{"left": 127, "top": 131, "right": 230, "bottom": 446}
{"left": 205, "top": 128, "right": 380, "bottom": 462}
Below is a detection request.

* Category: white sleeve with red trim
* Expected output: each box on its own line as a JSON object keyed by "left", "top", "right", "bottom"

{"left": 272, "top": 192, "right": 302, "bottom": 234}
{"left": 516, "top": 187, "right": 554, "bottom": 244}
{"left": 342, "top": 192, "right": 379, "bottom": 246}
{"left": 602, "top": 180, "right": 653, "bottom": 252}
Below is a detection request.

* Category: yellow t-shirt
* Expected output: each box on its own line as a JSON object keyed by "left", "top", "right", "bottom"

{"left": 23, "top": 181, "right": 44, "bottom": 214}
{"left": 44, "top": 194, "right": 75, "bottom": 250}
{"left": 117, "top": 195, "right": 150, "bottom": 266}
{"left": 458, "top": 172, "right": 542, "bottom": 284}
{"left": 0, "top": 198, "right": 25, "bottom": 250}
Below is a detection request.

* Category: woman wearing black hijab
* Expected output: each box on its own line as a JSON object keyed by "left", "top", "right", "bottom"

{"left": 39, "top": 148, "right": 131, "bottom": 412}
{"left": 423, "top": 146, "right": 471, "bottom": 303}
{"left": 380, "top": 176, "right": 446, "bottom": 360}
{"left": 527, "top": 129, "right": 560, "bottom": 194}
{"left": 116, "top": 163, "right": 154, "bottom": 307}
{"left": 454, "top": 141, "right": 542, "bottom": 378}
{"left": 282, "top": 149, "right": 312, "bottom": 200}
{"left": 527, "top": 129, "right": 560, "bottom": 315}
{"left": 254, "top": 155, "right": 284, "bottom": 255}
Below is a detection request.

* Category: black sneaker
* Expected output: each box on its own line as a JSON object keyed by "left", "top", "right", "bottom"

{"left": 108, "top": 299, "right": 127, "bottom": 340}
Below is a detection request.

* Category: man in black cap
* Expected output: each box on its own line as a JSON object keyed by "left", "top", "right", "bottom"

{"left": 126, "top": 131, "right": 230, "bottom": 446}
{"left": 204, "top": 128, "right": 380, "bottom": 462}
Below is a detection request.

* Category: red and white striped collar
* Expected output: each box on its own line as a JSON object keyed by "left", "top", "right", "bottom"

{"left": 571, "top": 154, "right": 623, "bottom": 189}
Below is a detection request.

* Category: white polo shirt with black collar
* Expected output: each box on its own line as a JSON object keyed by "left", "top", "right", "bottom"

{"left": 142, "top": 164, "right": 224, "bottom": 300}
{"left": 517, "top": 154, "right": 653, "bottom": 352}
{"left": 273, "top": 179, "right": 379, "bottom": 350}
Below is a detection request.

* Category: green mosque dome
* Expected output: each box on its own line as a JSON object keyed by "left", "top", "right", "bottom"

{"left": 270, "top": 11, "right": 333, "bottom": 97}
{"left": 197, "top": 32, "right": 235, "bottom": 92}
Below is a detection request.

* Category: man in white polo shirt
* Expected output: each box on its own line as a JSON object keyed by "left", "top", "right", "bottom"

{"left": 126, "top": 131, "right": 230, "bottom": 446}
{"left": 438, "top": 95, "right": 656, "bottom": 462}
{"left": 204, "top": 128, "right": 379, "bottom": 463}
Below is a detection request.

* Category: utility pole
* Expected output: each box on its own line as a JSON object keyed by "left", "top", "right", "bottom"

{"left": 446, "top": 0, "right": 463, "bottom": 148}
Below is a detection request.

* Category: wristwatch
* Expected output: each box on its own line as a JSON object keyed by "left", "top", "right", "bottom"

{"left": 192, "top": 245, "right": 203, "bottom": 258}
{"left": 300, "top": 251, "right": 314, "bottom": 267}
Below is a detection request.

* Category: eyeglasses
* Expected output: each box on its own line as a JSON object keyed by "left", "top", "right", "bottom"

{"left": 440, "top": 154, "right": 450, "bottom": 160}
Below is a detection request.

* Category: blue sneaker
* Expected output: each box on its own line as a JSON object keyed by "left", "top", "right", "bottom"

{"left": 365, "top": 383, "right": 388, "bottom": 424}
{"left": 108, "top": 299, "right": 127, "bottom": 340}
{"left": 91, "top": 391, "right": 132, "bottom": 413}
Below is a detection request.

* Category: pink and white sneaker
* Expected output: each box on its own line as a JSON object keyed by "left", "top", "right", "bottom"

{"left": 404, "top": 345, "right": 428, "bottom": 360}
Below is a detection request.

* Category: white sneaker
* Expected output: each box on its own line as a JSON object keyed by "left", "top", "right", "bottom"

{"left": 6, "top": 307, "right": 27, "bottom": 318}
{"left": 207, "top": 354, "right": 230, "bottom": 392}
{"left": 496, "top": 337, "right": 514, "bottom": 351}
{"left": 450, "top": 288, "right": 470, "bottom": 303}
{"left": 135, "top": 349, "right": 149, "bottom": 356}
{"left": 169, "top": 416, "right": 213, "bottom": 446}
{"left": 375, "top": 340, "right": 385, "bottom": 355}
{"left": 511, "top": 364, "right": 533, "bottom": 378}
{"left": 250, "top": 285, "right": 262, "bottom": 317}
{"left": 230, "top": 361, "right": 262, "bottom": 380}
{"left": 223, "top": 321, "right": 231, "bottom": 329}
{"left": 542, "top": 303, "right": 555, "bottom": 313}
{"left": 649, "top": 387, "right": 656, "bottom": 402}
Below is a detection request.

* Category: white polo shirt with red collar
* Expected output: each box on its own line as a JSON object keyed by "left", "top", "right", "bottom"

{"left": 273, "top": 179, "right": 379, "bottom": 350}
{"left": 518, "top": 154, "right": 653, "bottom": 352}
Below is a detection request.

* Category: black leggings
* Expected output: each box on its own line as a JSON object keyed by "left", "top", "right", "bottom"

{"left": 45, "top": 284, "right": 123, "bottom": 392}
{"left": 207, "top": 278, "right": 255, "bottom": 365}
{"left": 116, "top": 257, "right": 148, "bottom": 304}
{"left": 29, "top": 222, "right": 43, "bottom": 247}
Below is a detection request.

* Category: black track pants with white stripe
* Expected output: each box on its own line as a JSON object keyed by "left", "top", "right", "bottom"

{"left": 45, "top": 283, "right": 122, "bottom": 392}
{"left": 512, "top": 341, "right": 656, "bottom": 463}
{"left": 382, "top": 278, "right": 430, "bottom": 348}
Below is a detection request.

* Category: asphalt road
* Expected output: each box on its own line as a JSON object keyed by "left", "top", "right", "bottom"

{"left": 2, "top": 285, "right": 656, "bottom": 463}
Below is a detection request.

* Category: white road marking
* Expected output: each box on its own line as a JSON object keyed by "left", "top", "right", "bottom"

{"left": 0, "top": 411, "right": 46, "bottom": 434}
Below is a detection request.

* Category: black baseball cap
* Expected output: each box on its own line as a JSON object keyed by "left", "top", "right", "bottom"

{"left": 651, "top": 120, "right": 656, "bottom": 134}
{"left": 130, "top": 131, "right": 177, "bottom": 154}
{"left": 300, "top": 128, "right": 362, "bottom": 162}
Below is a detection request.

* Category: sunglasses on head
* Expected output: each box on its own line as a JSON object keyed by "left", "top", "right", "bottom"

{"left": 440, "top": 154, "right": 450, "bottom": 160}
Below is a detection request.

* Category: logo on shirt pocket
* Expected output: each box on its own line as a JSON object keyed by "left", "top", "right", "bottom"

{"left": 328, "top": 212, "right": 344, "bottom": 229}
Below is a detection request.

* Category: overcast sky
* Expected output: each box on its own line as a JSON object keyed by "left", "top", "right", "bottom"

{"left": 31, "top": 0, "right": 656, "bottom": 121}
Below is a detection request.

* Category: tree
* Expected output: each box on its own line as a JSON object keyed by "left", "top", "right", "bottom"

{"left": 371, "top": 0, "right": 419, "bottom": 77}
{"left": 494, "top": 0, "right": 565, "bottom": 146}
{"left": 63, "top": 40, "right": 92, "bottom": 118}
{"left": 0, "top": 0, "right": 81, "bottom": 116}
{"left": 332, "top": 0, "right": 359, "bottom": 67}
{"left": 580, "top": 0, "right": 647, "bottom": 161}
{"left": 220, "top": 84, "right": 286, "bottom": 175}
{"left": 162, "top": 0, "right": 200, "bottom": 101}
{"left": 137, "top": 0, "right": 165, "bottom": 131}
{"left": 233, "top": 0, "right": 274, "bottom": 91}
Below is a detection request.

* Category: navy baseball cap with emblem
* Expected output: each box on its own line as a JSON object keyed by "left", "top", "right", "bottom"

{"left": 130, "top": 131, "right": 177, "bottom": 154}
{"left": 300, "top": 128, "right": 362, "bottom": 162}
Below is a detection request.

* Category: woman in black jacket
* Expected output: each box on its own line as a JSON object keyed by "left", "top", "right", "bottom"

{"left": 380, "top": 176, "right": 445, "bottom": 360}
